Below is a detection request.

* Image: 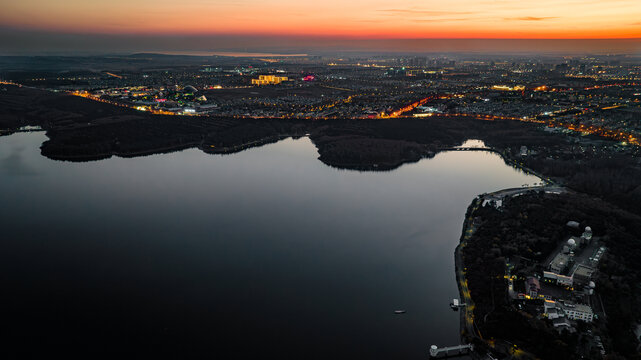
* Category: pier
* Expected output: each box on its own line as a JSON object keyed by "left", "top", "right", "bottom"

{"left": 450, "top": 298, "right": 466, "bottom": 310}
{"left": 429, "top": 344, "right": 474, "bottom": 358}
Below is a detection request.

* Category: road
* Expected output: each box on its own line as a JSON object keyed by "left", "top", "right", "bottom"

{"left": 454, "top": 184, "right": 566, "bottom": 358}
{"left": 455, "top": 198, "right": 481, "bottom": 342}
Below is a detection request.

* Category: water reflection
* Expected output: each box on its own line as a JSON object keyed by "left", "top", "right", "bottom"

{"left": 456, "top": 139, "right": 490, "bottom": 149}
{"left": 0, "top": 133, "right": 540, "bottom": 359}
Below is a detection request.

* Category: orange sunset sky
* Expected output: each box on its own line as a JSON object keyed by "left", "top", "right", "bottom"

{"left": 3, "top": 0, "right": 641, "bottom": 39}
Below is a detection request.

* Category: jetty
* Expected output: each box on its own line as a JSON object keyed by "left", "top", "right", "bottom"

{"left": 429, "top": 344, "right": 474, "bottom": 358}
{"left": 450, "top": 298, "right": 466, "bottom": 310}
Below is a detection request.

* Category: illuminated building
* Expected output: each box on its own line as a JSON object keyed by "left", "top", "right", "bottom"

{"left": 491, "top": 85, "right": 525, "bottom": 91}
{"left": 252, "top": 75, "right": 289, "bottom": 85}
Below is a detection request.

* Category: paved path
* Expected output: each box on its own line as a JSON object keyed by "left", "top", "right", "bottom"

{"left": 454, "top": 184, "right": 567, "bottom": 357}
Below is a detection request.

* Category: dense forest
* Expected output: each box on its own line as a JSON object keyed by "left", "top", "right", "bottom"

{"left": 5, "top": 85, "right": 641, "bottom": 214}
{"left": 524, "top": 155, "right": 641, "bottom": 215}
{"left": 463, "top": 192, "right": 641, "bottom": 359}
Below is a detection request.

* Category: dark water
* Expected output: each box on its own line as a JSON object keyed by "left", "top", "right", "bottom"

{"left": 0, "top": 134, "right": 539, "bottom": 358}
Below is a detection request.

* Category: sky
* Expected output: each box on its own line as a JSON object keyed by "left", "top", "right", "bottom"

{"left": 1, "top": 0, "right": 641, "bottom": 54}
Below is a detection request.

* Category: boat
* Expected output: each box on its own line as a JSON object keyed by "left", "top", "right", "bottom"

{"left": 394, "top": 310, "right": 406, "bottom": 314}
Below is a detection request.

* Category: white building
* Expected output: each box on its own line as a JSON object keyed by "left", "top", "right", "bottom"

{"left": 543, "top": 271, "right": 573, "bottom": 287}
{"left": 544, "top": 300, "right": 594, "bottom": 322}
{"left": 561, "top": 303, "right": 594, "bottom": 322}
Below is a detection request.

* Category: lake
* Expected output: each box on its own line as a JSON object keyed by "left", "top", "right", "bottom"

{"left": 0, "top": 133, "right": 540, "bottom": 358}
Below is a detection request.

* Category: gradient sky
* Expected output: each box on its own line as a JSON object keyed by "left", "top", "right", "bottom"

{"left": 3, "top": 0, "right": 641, "bottom": 39}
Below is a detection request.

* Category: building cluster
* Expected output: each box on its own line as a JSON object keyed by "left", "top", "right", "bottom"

{"left": 251, "top": 75, "right": 289, "bottom": 85}
{"left": 4, "top": 53, "right": 640, "bottom": 137}
{"left": 511, "top": 223, "right": 606, "bottom": 334}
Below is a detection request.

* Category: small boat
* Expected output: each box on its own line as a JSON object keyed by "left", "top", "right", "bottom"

{"left": 394, "top": 310, "right": 406, "bottom": 314}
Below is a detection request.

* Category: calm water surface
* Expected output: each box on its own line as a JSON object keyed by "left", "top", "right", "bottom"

{"left": 0, "top": 133, "right": 539, "bottom": 358}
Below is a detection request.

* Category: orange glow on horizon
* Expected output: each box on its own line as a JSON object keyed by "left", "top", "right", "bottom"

{"left": 2, "top": 0, "right": 641, "bottom": 39}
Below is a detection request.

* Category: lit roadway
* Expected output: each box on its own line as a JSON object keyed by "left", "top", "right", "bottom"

{"left": 455, "top": 184, "right": 566, "bottom": 358}
{"left": 5, "top": 79, "right": 638, "bottom": 145}
{"left": 456, "top": 213, "right": 478, "bottom": 340}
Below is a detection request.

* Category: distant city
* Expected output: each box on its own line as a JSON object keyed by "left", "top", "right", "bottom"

{"left": 3, "top": 0, "right": 641, "bottom": 358}
{"left": 3, "top": 53, "right": 639, "bottom": 146}
{"left": 2, "top": 51, "right": 641, "bottom": 359}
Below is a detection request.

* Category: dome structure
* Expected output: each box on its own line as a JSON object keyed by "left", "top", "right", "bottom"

{"left": 183, "top": 85, "right": 198, "bottom": 93}
{"left": 567, "top": 238, "right": 576, "bottom": 247}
